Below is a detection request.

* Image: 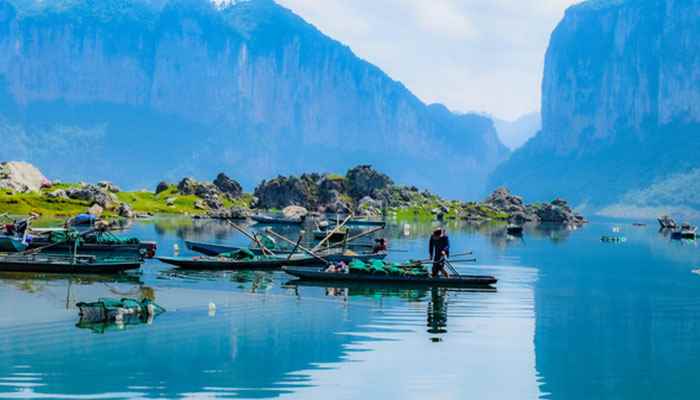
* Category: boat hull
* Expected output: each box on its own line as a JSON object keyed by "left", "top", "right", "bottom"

{"left": 0, "top": 255, "right": 142, "bottom": 274}
{"left": 0, "top": 236, "right": 27, "bottom": 252}
{"left": 156, "top": 255, "right": 323, "bottom": 270}
{"left": 282, "top": 267, "right": 497, "bottom": 287}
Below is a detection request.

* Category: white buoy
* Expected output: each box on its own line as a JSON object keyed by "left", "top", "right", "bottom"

{"left": 403, "top": 223, "right": 410, "bottom": 236}
{"left": 208, "top": 302, "right": 216, "bottom": 317}
{"left": 173, "top": 243, "right": 180, "bottom": 256}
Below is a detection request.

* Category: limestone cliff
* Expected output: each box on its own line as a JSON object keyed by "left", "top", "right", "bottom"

{"left": 490, "top": 0, "right": 700, "bottom": 207}
{"left": 0, "top": 0, "right": 508, "bottom": 198}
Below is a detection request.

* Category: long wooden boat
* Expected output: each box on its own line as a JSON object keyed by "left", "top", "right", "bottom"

{"left": 282, "top": 266, "right": 497, "bottom": 287}
{"left": 156, "top": 254, "right": 321, "bottom": 270}
{"left": 184, "top": 240, "right": 387, "bottom": 263}
{"left": 0, "top": 254, "right": 143, "bottom": 274}
{"left": 250, "top": 215, "right": 303, "bottom": 225}
{"left": 185, "top": 240, "right": 293, "bottom": 256}
{"left": 158, "top": 250, "right": 387, "bottom": 271}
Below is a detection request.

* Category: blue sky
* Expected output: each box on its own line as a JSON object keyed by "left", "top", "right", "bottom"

{"left": 276, "top": 0, "right": 580, "bottom": 120}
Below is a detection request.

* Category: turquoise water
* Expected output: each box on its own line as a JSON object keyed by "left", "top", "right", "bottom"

{"left": 1, "top": 218, "right": 699, "bottom": 399}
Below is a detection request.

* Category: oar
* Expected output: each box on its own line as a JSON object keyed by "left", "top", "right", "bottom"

{"left": 265, "top": 228, "right": 330, "bottom": 265}
{"left": 412, "top": 252, "right": 474, "bottom": 264}
{"left": 225, "top": 220, "right": 276, "bottom": 256}
{"left": 312, "top": 214, "right": 352, "bottom": 252}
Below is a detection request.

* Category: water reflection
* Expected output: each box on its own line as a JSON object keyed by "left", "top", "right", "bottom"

{"left": 427, "top": 287, "right": 448, "bottom": 338}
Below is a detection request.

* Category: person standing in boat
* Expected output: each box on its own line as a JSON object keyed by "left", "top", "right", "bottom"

{"left": 429, "top": 228, "right": 450, "bottom": 278}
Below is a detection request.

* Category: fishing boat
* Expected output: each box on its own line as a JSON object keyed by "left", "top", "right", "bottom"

{"left": 0, "top": 253, "right": 143, "bottom": 274}
{"left": 282, "top": 266, "right": 497, "bottom": 288}
{"left": 251, "top": 214, "right": 303, "bottom": 225}
{"left": 27, "top": 231, "right": 157, "bottom": 258}
{"left": 506, "top": 225, "right": 524, "bottom": 236}
{"left": 185, "top": 239, "right": 382, "bottom": 258}
{"left": 0, "top": 236, "right": 27, "bottom": 252}
{"left": 671, "top": 223, "right": 697, "bottom": 240}
{"left": 658, "top": 215, "right": 677, "bottom": 230}
{"left": 156, "top": 253, "right": 320, "bottom": 270}
{"left": 158, "top": 250, "right": 387, "bottom": 271}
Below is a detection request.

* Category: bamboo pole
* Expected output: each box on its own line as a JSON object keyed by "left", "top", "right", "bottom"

{"left": 265, "top": 228, "right": 330, "bottom": 265}
{"left": 225, "top": 220, "right": 276, "bottom": 256}
{"left": 287, "top": 231, "right": 305, "bottom": 261}
{"left": 323, "top": 226, "right": 385, "bottom": 251}
{"left": 312, "top": 214, "right": 352, "bottom": 252}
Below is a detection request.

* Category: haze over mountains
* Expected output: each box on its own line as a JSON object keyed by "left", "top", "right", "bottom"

{"left": 0, "top": 0, "right": 508, "bottom": 199}
{"left": 489, "top": 0, "right": 700, "bottom": 215}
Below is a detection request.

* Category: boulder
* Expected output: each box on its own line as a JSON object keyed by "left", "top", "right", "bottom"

{"left": 484, "top": 187, "right": 525, "bottom": 213}
{"left": 283, "top": 205, "right": 308, "bottom": 219}
{"left": 177, "top": 177, "right": 198, "bottom": 195}
{"left": 207, "top": 207, "right": 249, "bottom": 220}
{"left": 87, "top": 204, "right": 104, "bottom": 217}
{"left": 177, "top": 177, "right": 221, "bottom": 199}
{"left": 346, "top": 165, "right": 393, "bottom": 200}
{"left": 194, "top": 200, "right": 207, "bottom": 210}
{"left": 253, "top": 175, "right": 318, "bottom": 209}
{"left": 66, "top": 185, "right": 118, "bottom": 208}
{"left": 319, "top": 190, "right": 352, "bottom": 214}
{"left": 165, "top": 197, "right": 177, "bottom": 206}
{"left": 203, "top": 194, "right": 223, "bottom": 210}
{"left": 318, "top": 175, "right": 347, "bottom": 205}
{"left": 116, "top": 203, "right": 134, "bottom": 219}
{"left": 213, "top": 173, "right": 243, "bottom": 198}
{"left": 155, "top": 181, "right": 170, "bottom": 194}
{"left": 46, "top": 189, "right": 68, "bottom": 199}
{"left": 357, "top": 196, "right": 383, "bottom": 217}
{"left": 0, "top": 161, "right": 50, "bottom": 192}
{"left": 97, "top": 181, "right": 120, "bottom": 193}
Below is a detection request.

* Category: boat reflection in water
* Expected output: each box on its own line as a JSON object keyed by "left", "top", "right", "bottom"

{"left": 285, "top": 280, "right": 496, "bottom": 342}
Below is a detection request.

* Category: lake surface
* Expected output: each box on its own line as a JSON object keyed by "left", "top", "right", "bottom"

{"left": 1, "top": 218, "right": 699, "bottom": 399}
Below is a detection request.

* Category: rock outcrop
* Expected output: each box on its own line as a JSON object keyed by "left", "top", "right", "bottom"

{"left": 155, "top": 181, "right": 170, "bottom": 195}
{"left": 0, "top": 161, "right": 49, "bottom": 192}
{"left": 253, "top": 175, "right": 319, "bottom": 210}
{"left": 213, "top": 173, "right": 243, "bottom": 198}
{"left": 66, "top": 184, "right": 118, "bottom": 208}
{"left": 346, "top": 165, "right": 393, "bottom": 201}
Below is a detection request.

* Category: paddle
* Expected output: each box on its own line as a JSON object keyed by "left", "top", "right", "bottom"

{"left": 225, "top": 220, "right": 276, "bottom": 256}
{"left": 264, "top": 228, "right": 330, "bottom": 265}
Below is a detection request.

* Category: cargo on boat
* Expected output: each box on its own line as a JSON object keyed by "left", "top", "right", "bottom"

{"left": 283, "top": 266, "right": 497, "bottom": 288}
{"left": 0, "top": 236, "right": 28, "bottom": 252}
{"left": 27, "top": 230, "right": 157, "bottom": 258}
{"left": 0, "top": 253, "right": 143, "bottom": 274}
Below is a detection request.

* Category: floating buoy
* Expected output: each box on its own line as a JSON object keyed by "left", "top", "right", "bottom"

{"left": 403, "top": 223, "right": 410, "bottom": 236}
{"left": 173, "top": 243, "right": 180, "bottom": 256}
{"left": 208, "top": 302, "right": 216, "bottom": 317}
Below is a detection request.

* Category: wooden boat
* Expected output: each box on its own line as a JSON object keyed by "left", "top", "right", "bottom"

{"left": 506, "top": 225, "right": 524, "bottom": 236}
{"left": 0, "top": 236, "right": 27, "bottom": 252}
{"left": 658, "top": 215, "right": 677, "bottom": 230}
{"left": 185, "top": 240, "right": 292, "bottom": 256}
{"left": 250, "top": 214, "right": 303, "bottom": 225}
{"left": 0, "top": 254, "right": 143, "bottom": 274}
{"left": 156, "top": 254, "right": 320, "bottom": 270}
{"left": 158, "top": 250, "right": 386, "bottom": 271}
{"left": 671, "top": 223, "right": 697, "bottom": 240}
{"left": 26, "top": 232, "right": 157, "bottom": 258}
{"left": 282, "top": 266, "right": 497, "bottom": 288}
{"left": 601, "top": 236, "right": 626, "bottom": 243}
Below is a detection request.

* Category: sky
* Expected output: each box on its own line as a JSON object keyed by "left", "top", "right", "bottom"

{"left": 275, "top": 0, "right": 580, "bottom": 121}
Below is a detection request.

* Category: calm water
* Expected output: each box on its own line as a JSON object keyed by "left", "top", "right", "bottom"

{"left": 1, "top": 218, "right": 700, "bottom": 399}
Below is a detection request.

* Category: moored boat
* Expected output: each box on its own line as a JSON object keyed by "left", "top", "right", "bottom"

{"left": 0, "top": 253, "right": 143, "bottom": 274}
{"left": 156, "top": 253, "right": 321, "bottom": 270}
{"left": 251, "top": 214, "right": 303, "bottom": 225}
{"left": 282, "top": 266, "right": 497, "bottom": 288}
{"left": 506, "top": 225, "right": 524, "bottom": 236}
{"left": 671, "top": 223, "right": 697, "bottom": 240}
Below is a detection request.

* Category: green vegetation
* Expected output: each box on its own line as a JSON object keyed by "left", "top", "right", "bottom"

{"left": 0, "top": 190, "right": 89, "bottom": 217}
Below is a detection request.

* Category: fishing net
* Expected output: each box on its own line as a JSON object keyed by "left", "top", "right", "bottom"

{"left": 220, "top": 248, "right": 257, "bottom": 260}
{"left": 90, "top": 231, "right": 140, "bottom": 245}
{"left": 77, "top": 297, "right": 166, "bottom": 322}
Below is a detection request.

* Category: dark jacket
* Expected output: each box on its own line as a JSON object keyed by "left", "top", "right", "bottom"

{"left": 429, "top": 235, "right": 450, "bottom": 261}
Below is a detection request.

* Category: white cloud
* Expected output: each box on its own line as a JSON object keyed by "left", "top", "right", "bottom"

{"left": 276, "top": 0, "right": 580, "bottom": 120}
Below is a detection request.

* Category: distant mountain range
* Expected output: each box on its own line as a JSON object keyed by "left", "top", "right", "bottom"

{"left": 489, "top": 0, "right": 700, "bottom": 215}
{"left": 0, "top": 0, "right": 509, "bottom": 199}
{"left": 492, "top": 112, "right": 540, "bottom": 150}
